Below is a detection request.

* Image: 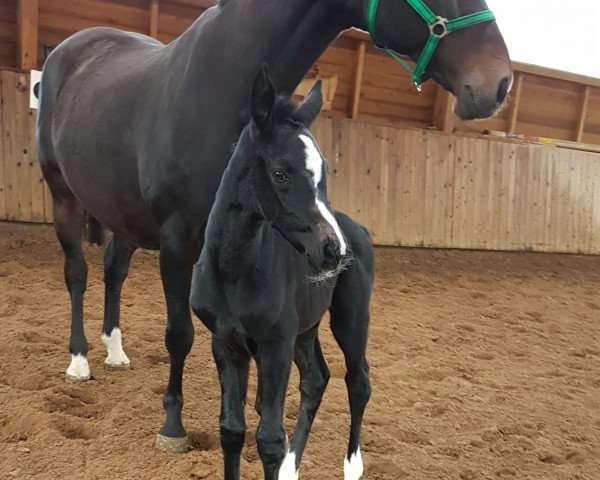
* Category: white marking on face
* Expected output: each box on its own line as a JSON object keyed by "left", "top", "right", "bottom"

{"left": 66, "top": 353, "right": 91, "bottom": 381}
{"left": 101, "top": 327, "right": 131, "bottom": 367}
{"left": 299, "top": 134, "right": 347, "bottom": 256}
{"left": 299, "top": 133, "right": 322, "bottom": 186}
{"left": 278, "top": 448, "right": 298, "bottom": 480}
{"left": 343, "top": 448, "right": 364, "bottom": 480}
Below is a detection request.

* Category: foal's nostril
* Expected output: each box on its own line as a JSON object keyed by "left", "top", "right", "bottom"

{"left": 496, "top": 76, "right": 510, "bottom": 106}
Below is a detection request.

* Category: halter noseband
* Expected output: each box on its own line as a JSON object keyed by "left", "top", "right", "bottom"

{"left": 366, "top": 0, "right": 496, "bottom": 90}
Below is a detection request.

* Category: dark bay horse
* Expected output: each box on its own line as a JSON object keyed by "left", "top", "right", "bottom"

{"left": 190, "top": 67, "right": 374, "bottom": 479}
{"left": 37, "top": 0, "right": 512, "bottom": 453}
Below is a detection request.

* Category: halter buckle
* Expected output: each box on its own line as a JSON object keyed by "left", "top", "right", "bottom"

{"left": 429, "top": 16, "right": 449, "bottom": 38}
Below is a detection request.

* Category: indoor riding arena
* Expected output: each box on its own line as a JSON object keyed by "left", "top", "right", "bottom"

{"left": 1, "top": 1, "right": 600, "bottom": 479}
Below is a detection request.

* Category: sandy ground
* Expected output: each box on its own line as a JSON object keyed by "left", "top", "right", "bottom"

{"left": 1, "top": 222, "right": 599, "bottom": 480}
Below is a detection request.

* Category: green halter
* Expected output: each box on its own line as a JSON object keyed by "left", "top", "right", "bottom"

{"left": 365, "top": 0, "right": 496, "bottom": 90}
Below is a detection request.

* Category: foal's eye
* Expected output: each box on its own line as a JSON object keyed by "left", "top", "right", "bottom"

{"left": 272, "top": 170, "right": 287, "bottom": 183}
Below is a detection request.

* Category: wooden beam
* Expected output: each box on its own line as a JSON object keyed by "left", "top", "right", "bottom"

{"left": 16, "top": 0, "right": 38, "bottom": 71}
{"left": 149, "top": 0, "right": 160, "bottom": 38}
{"left": 350, "top": 41, "right": 366, "bottom": 119}
{"left": 431, "top": 85, "right": 456, "bottom": 132}
{"left": 508, "top": 72, "right": 524, "bottom": 133}
{"left": 576, "top": 86, "right": 590, "bottom": 143}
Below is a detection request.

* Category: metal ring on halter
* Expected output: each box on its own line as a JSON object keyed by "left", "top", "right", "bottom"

{"left": 429, "top": 16, "right": 449, "bottom": 38}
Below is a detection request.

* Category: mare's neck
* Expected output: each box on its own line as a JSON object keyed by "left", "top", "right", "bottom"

{"left": 174, "top": 0, "right": 359, "bottom": 94}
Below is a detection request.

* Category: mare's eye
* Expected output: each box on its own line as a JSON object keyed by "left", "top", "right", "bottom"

{"left": 272, "top": 170, "right": 287, "bottom": 183}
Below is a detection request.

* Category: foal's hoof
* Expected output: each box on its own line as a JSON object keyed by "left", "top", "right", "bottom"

{"left": 105, "top": 361, "right": 131, "bottom": 372}
{"left": 65, "top": 373, "right": 91, "bottom": 382}
{"left": 155, "top": 433, "right": 189, "bottom": 453}
{"left": 66, "top": 354, "right": 91, "bottom": 382}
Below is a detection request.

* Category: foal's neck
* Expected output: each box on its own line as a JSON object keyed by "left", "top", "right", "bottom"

{"left": 204, "top": 131, "right": 273, "bottom": 277}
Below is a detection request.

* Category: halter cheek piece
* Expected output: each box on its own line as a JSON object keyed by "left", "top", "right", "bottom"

{"left": 365, "top": 0, "right": 496, "bottom": 90}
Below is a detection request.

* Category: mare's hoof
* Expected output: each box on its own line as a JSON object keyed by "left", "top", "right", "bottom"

{"left": 155, "top": 433, "right": 189, "bottom": 453}
{"left": 105, "top": 362, "right": 131, "bottom": 372}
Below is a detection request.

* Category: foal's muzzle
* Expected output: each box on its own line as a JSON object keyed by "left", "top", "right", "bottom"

{"left": 321, "top": 237, "right": 343, "bottom": 271}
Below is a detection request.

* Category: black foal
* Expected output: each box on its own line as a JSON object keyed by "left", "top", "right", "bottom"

{"left": 190, "top": 67, "right": 374, "bottom": 480}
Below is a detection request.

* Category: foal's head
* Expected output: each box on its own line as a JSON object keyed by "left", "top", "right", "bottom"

{"left": 248, "top": 66, "right": 348, "bottom": 280}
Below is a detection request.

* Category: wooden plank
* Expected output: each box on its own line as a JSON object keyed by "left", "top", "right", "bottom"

{"left": 15, "top": 73, "right": 32, "bottom": 221}
{"left": 350, "top": 41, "right": 366, "bottom": 119}
{"left": 0, "top": 72, "right": 5, "bottom": 219}
{"left": 28, "top": 108, "right": 45, "bottom": 222}
{"left": 576, "top": 86, "right": 590, "bottom": 143}
{"left": 17, "top": 0, "right": 38, "bottom": 70}
{"left": 149, "top": 0, "right": 159, "bottom": 38}
{"left": 513, "top": 61, "right": 600, "bottom": 89}
{"left": 431, "top": 85, "right": 455, "bottom": 133}
{"left": 2, "top": 71, "right": 20, "bottom": 221}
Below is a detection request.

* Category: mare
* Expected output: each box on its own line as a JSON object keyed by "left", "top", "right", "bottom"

{"left": 190, "top": 66, "right": 374, "bottom": 479}
{"left": 36, "top": 0, "right": 512, "bottom": 454}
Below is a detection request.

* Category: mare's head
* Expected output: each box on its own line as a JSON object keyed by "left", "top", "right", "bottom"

{"left": 249, "top": 66, "right": 348, "bottom": 280}
{"left": 357, "top": 0, "right": 512, "bottom": 119}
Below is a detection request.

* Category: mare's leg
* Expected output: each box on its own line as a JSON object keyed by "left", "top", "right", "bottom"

{"left": 255, "top": 338, "right": 294, "bottom": 480}
{"left": 101, "top": 233, "right": 137, "bottom": 369}
{"left": 155, "top": 216, "right": 198, "bottom": 453}
{"left": 282, "top": 328, "right": 330, "bottom": 478}
{"left": 212, "top": 337, "right": 250, "bottom": 480}
{"left": 47, "top": 174, "right": 90, "bottom": 381}
{"left": 330, "top": 278, "right": 372, "bottom": 480}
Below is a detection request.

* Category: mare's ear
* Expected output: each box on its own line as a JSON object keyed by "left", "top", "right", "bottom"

{"left": 295, "top": 79, "right": 323, "bottom": 127}
{"left": 251, "top": 64, "right": 275, "bottom": 129}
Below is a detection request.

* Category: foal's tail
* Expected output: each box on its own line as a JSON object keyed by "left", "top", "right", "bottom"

{"left": 86, "top": 214, "right": 105, "bottom": 246}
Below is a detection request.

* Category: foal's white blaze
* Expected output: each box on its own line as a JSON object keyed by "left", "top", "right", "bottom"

{"left": 66, "top": 353, "right": 91, "bottom": 381}
{"left": 278, "top": 449, "right": 298, "bottom": 480}
{"left": 299, "top": 134, "right": 347, "bottom": 256}
{"left": 344, "top": 448, "right": 364, "bottom": 480}
{"left": 101, "top": 327, "right": 130, "bottom": 367}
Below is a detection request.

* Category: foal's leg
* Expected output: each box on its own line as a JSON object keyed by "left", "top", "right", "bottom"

{"left": 255, "top": 339, "right": 295, "bottom": 480}
{"left": 155, "top": 216, "right": 198, "bottom": 453}
{"left": 330, "top": 285, "right": 371, "bottom": 480}
{"left": 101, "top": 233, "right": 137, "bottom": 369}
{"left": 282, "top": 328, "right": 330, "bottom": 478}
{"left": 212, "top": 337, "right": 250, "bottom": 480}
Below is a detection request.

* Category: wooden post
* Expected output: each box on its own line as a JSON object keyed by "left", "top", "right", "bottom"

{"left": 16, "top": 0, "right": 39, "bottom": 71}
{"left": 508, "top": 72, "right": 523, "bottom": 133}
{"left": 149, "top": 0, "right": 160, "bottom": 39}
{"left": 431, "top": 85, "right": 455, "bottom": 132}
{"left": 350, "top": 41, "right": 366, "bottom": 119}
{"left": 576, "top": 86, "right": 590, "bottom": 143}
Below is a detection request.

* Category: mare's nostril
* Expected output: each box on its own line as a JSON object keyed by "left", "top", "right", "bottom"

{"left": 496, "top": 76, "right": 510, "bottom": 106}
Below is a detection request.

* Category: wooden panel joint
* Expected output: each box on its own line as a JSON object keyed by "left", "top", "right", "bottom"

{"left": 432, "top": 85, "right": 456, "bottom": 133}
{"left": 350, "top": 41, "right": 366, "bottom": 119}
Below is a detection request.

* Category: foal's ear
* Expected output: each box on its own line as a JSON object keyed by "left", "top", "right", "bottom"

{"left": 251, "top": 64, "right": 276, "bottom": 129}
{"left": 295, "top": 79, "right": 323, "bottom": 127}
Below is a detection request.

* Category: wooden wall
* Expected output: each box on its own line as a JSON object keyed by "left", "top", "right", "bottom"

{"left": 0, "top": 70, "right": 50, "bottom": 223}
{"left": 2, "top": 69, "right": 600, "bottom": 254}
{"left": 1, "top": 0, "right": 598, "bottom": 146}
{"left": 312, "top": 118, "right": 600, "bottom": 254}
